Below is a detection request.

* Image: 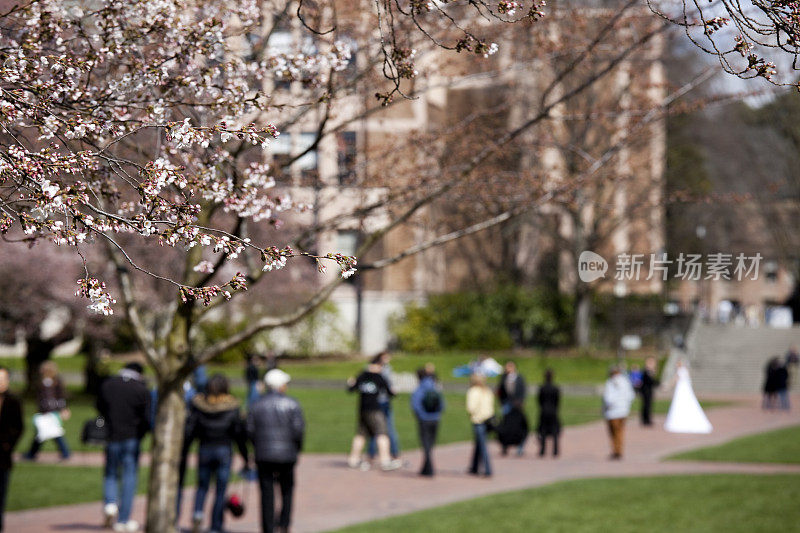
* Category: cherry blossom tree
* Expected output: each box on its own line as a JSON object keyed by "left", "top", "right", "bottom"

{"left": 0, "top": 0, "right": 549, "bottom": 529}
{"left": 648, "top": 0, "right": 800, "bottom": 86}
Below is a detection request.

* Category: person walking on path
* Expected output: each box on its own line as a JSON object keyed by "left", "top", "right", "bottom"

{"left": 367, "top": 352, "right": 401, "bottom": 461}
{"left": 602, "top": 365, "right": 635, "bottom": 460}
{"left": 536, "top": 369, "right": 561, "bottom": 457}
{"left": 0, "top": 367, "right": 23, "bottom": 532}
{"left": 763, "top": 357, "right": 782, "bottom": 410}
{"left": 245, "top": 353, "right": 261, "bottom": 407}
{"left": 775, "top": 359, "right": 790, "bottom": 411}
{"left": 497, "top": 360, "right": 527, "bottom": 456}
{"left": 248, "top": 369, "right": 305, "bottom": 533}
{"left": 347, "top": 360, "right": 402, "bottom": 471}
{"left": 185, "top": 374, "right": 250, "bottom": 533}
{"left": 24, "top": 361, "right": 70, "bottom": 461}
{"left": 638, "top": 357, "right": 660, "bottom": 426}
{"left": 97, "top": 362, "right": 151, "bottom": 532}
{"left": 466, "top": 373, "right": 495, "bottom": 477}
{"left": 410, "top": 364, "right": 444, "bottom": 477}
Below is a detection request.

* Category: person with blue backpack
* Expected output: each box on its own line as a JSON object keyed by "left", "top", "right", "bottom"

{"left": 410, "top": 364, "right": 444, "bottom": 477}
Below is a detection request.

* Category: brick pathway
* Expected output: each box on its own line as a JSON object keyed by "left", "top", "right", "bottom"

{"left": 7, "top": 396, "right": 800, "bottom": 533}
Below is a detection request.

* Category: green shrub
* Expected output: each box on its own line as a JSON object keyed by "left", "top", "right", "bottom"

{"left": 389, "top": 305, "right": 439, "bottom": 353}
{"left": 391, "top": 284, "right": 574, "bottom": 352}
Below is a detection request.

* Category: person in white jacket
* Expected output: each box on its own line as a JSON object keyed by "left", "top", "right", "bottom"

{"left": 602, "top": 366, "right": 635, "bottom": 460}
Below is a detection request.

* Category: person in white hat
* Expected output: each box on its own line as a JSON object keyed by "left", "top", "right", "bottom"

{"left": 247, "top": 369, "right": 305, "bottom": 533}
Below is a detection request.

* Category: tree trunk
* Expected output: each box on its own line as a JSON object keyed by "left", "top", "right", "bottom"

{"left": 24, "top": 335, "right": 57, "bottom": 394}
{"left": 145, "top": 380, "right": 185, "bottom": 533}
{"left": 574, "top": 289, "right": 592, "bottom": 347}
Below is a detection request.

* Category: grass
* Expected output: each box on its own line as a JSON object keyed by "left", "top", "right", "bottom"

{"left": 246, "top": 351, "right": 631, "bottom": 385}
{"left": 6, "top": 464, "right": 200, "bottom": 511}
{"left": 332, "top": 474, "right": 800, "bottom": 533}
{"left": 669, "top": 424, "right": 800, "bottom": 464}
{"left": 0, "top": 350, "right": 657, "bottom": 386}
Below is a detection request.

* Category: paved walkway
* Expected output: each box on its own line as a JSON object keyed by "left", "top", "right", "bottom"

{"left": 8, "top": 396, "right": 800, "bottom": 532}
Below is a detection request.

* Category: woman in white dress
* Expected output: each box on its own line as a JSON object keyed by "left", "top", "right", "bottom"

{"left": 664, "top": 360, "right": 713, "bottom": 433}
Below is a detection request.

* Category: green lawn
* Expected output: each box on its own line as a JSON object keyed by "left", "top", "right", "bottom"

{"left": 246, "top": 350, "right": 635, "bottom": 385}
{"left": 333, "top": 474, "right": 800, "bottom": 533}
{"left": 7, "top": 464, "right": 201, "bottom": 511}
{"left": 0, "top": 350, "right": 654, "bottom": 386}
{"left": 669, "top": 424, "right": 800, "bottom": 464}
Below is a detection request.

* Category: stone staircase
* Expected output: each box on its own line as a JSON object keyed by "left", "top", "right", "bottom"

{"left": 668, "top": 319, "right": 800, "bottom": 393}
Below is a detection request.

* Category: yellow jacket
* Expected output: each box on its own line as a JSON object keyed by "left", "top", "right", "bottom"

{"left": 466, "top": 385, "right": 495, "bottom": 424}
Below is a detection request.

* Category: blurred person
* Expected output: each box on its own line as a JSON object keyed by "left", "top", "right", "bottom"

{"left": 466, "top": 373, "right": 494, "bottom": 477}
{"left": 774, "top": 359, "right": 790, "bottom": 411}
{"left": 664, "top": 360, "right": 712, "bottom": 434}
{"left": 367, "top": 352, "right": 401, "bottom": 461}
{"left": 602, "top": 366, "right": 635, "bottom": 460}
{"left": 347, "top": 359, "right": 401, "bottom": 471}
{"left": 248, "top": 369, "right": 305, "bottom": 533}
{"left": 763, "top": 357, "right": 780, "bottom": 410}
{"left": 638, "top": 357, "right": 660, "bottom": 426}
{"left": 628, "top": 364, "right": 643, "bottom": 390}
{"left": 536, "top": 369, "right": 561, "bottom": 457}
{"left": 185, "top": 374, "right": 250, "bottom": 533}
{"left": 786, "top": 346, "right": 799, "bottom": 387}
{"left": 497, "top": 361, "right": 527, "bottom": 456}
{"left": 245, "top": 353, "right": 261, "bottom": 407}
{"left": 24, "top": 360, "right": 70, "bottom": 461}
{"left": 410, "top": 364, "right": 444, "bottom": 476}
{"left": 0, "top": 367, "right": 23, "bottom": 532}
{"left": 97, "top": 362, "right": 151, "bottom": 532}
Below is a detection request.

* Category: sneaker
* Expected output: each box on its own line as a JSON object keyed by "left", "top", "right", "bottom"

{"left": 192, "top": 512, "right": 203, "bottom": 533}
{"left": 359, "top": 461, "right": 371, "bottom": 472}
{"left": 112, "top": 521, "right": 139, "bottom": 532}
{"left": 380, "top": 459, "right": 403, "bottom": 471}
{"left": 103, "top": 503, "right": 118, "bottom": 528}
{"left": 347, "top": 457, "right": 361, "bottom": 469}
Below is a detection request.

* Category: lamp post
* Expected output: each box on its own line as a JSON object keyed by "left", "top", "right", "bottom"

{"left": 614, "top": 280, "right": 628, "bottom": 362}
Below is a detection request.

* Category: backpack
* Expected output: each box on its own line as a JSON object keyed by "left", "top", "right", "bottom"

{"left": 421, "top": 388, "right": 442, "bottom": 413}
{"left": 81, "top": 416, "right": 109, "bottom": 446}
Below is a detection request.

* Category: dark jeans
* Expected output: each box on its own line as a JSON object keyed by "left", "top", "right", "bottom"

{"left": 417, "top": 419, "right": 439, "bottom": 476}
{"left": 25, "top": 435, "right": 70, "bottom": 459}
{"left": 256, "top": 461, "right": 296, "bottom": 533}
{"left": 194, "top": 444, "right": 232, "bottom": 532}
{"left": 538, "top": 433, "right": 559, "bottom": 456}
{"left": 104, "top": 439, "right": 141, "bottom": 523}
{"left": 469, "top": 423, "right": 492, "bottom": 476}
{"left": 0, "top": 468, "right": 9, "bottom": 532}
{"left": 640, "top": 391, "right": 654, "bottom": 425}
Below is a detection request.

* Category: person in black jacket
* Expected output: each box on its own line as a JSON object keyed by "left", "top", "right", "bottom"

{"left": 248, "top": 369, "right": 305, "bottom": 533}
{"left": 185, "top": 374, "right": 249, "bottom": 533}
{"left": 97, "top": 362, "right": 151, "bottom": 532}
{"left": 639, "top": 357, "right": 660, "bottom": 426}
{"left": 346, "top": 361, "right": 401, "bottom": 471}
{"left": 536, "top": 369, "right": 561, "bottom": 457}
{"left": 497, "top": 361, "right": 527, "bottom": 456}
{"left": 0, "top": 367, "right": 23, "bottom": 532}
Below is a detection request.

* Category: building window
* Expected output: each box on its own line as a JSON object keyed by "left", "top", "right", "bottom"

{"left": 337, "top": 230, "right": 359, "bottom": 256}
{"left": 765, "top": 260, "right": 778, "bottom": 283}
{"left": 270, "top": 133, "right": 293, "bottom": 179}
{"left": 337, "top": 131, "right": 357, "bottom": 185}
